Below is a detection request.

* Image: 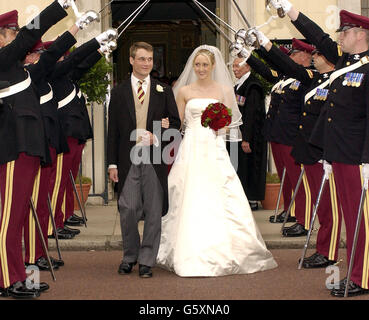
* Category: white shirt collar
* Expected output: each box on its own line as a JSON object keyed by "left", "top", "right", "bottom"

{"left": 235, "top": 71, "right": 251, "bottom": 90}
{"left": 131, "top": 74, "right": 150, "bottom": 92}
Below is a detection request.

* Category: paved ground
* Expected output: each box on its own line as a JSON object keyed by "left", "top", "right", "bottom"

{"left": 47, "top": 202, "right": 347, "bottom": 251}
{"left": 4, "top": 203, "right": 363, "bottom": 308}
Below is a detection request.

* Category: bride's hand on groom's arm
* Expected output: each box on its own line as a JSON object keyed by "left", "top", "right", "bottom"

{"left": 161, "top": 117, "right": 169, "bottom": 129}
{"left": 108, "top": 168, "right": 119, "bottom": 183}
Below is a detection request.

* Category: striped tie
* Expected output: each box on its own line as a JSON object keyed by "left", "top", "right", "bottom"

{"left": 137, "top": 80, "right": 145, "bottom": 104}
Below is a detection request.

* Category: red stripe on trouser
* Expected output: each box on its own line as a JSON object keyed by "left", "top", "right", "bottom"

{"left": 0, "top": 153, "right": 39, "bottom": 288}
{"left": 332, "top": 163, "right": 368, "bottom": 289}
{"left": 24, "top": 147, "right": 57, "bottom": 264}
{"left": 304, "top": 163, "right": 342, "bottom": 261}
{"left": 276, "top": 143, "right": 308, "bottom": 225}
{"left": 270, "top": 142, "right": 292, "bottom": 212}
{"left": 51, "top": 137, "right": 81, "bottom": 230}
{"left": 64, "top": 142, "right": 84, "bottom": 221}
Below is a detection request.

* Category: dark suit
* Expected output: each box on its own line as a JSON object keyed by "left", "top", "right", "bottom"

{"left": 234, "top": 74, "right": 267, "bottom": 201}
{"left": 107, "top": 76, "right": 180, "bottom": 266}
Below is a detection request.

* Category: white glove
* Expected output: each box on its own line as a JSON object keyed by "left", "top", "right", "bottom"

{"left": 75, "top": 10, "right": 99, "bottom": 30}
{"left": 235, "top": 29, "right": 247, "bottom": 44}
{"left": 229, "top": 42, "right": 244, "bottom": 57}
{"left": 238, "top": 46, "right": 253, "bottom": 61}
{"left": 323, "top": 160, "right": 332, "bottom": 180}
{"left": 100, "top": 40, "right": 117, "bottom": 55}
{"left": 269, "top": 0, "right": 292, "bottom": 14}
{"left": 362, "top": 163, "right": 369, "bottom": 182}
{"left": 255, "top": 30, "right": 270, "bottom": 47}
{"left": 58, "top": 0, "right": 75, "bottom": 9}
{"left": 96, "top": 28, "right": 118, "bottom": 45}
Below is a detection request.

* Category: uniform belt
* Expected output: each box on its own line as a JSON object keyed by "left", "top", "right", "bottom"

{"left": 40, "top": 84, "right": 53, "bottom": 105}
{"left": 0, "top": 72, "right": 32, "bottom": 99}
{"left": 329, "top": 56, "right": 369, "bottom": 85}
{"left": 58, "top": 86, "right": 76, "bottom": 109}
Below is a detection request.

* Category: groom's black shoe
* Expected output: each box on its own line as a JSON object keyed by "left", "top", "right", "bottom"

{"left": 118, "top": 261, "right": 136, "bottom": 275}
{"left": 139, "top": 265, "right": 152, "bottom": 278}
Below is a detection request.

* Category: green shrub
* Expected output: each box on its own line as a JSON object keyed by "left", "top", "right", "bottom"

{"left": 266, "top": 172, "right": 280, "bottom": 184}
{"left": 75, "top": 176, "right": 92, "bottom": 184}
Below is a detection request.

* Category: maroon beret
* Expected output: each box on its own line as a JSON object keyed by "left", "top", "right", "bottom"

{"left": 279, "top": 45, "right": 290, "bottom": 55}
{"left": 336, "top": 10, "right": 369, "bottom": 32}
{"left": 291, "top": 38, "right": 315, "bottom": 54}
{"left": 30, "top": 40, "right": 45, "bottom": 54}
{"left": 0, "top": 10, "right": 19, "bottom": 30}
{"left": 42, "top": 41, "right": 54, "bottom": 50}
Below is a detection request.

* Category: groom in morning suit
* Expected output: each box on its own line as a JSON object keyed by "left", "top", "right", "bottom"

{"left": 107, "top": 42, "right": 181, "bottom": 278}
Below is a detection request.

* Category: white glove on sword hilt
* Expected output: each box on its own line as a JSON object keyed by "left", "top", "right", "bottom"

{"left": 58, "top": 0, "right": 75, "bottom": 9}
{"left": 255, "top": 29, "right": 270, "bottom": 48}
{"left": 266, "top": 0, "right": 292, "bottom": 18}
{"left": 96, "top": 28, "right": 118, "bottom": 46}
{"left": 75, "top": 10, "right": 100, "bottom": 30}
{"left": 100, "top": 40, "right": 117, "bottom": 55}
{"left": 235, "top": 28, "right": 260, "bottom": 49}
{"left": 323, "top": 160, "right": 332, "bottom": 180}
{"left": 362, "top": 163, "right": 369, "bottom": 189}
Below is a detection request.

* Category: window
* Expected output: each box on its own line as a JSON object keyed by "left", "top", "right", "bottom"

{"left": 362, "top": 0, "right": 369, "bottom": 17}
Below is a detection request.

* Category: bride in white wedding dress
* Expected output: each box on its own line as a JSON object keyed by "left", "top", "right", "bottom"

{"left": 156, "top": 45, "right": 277, "bottom": 277}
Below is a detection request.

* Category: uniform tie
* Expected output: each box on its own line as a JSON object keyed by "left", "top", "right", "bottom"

{"left": 137, "top": 80, "right": 145, "bottom": 104}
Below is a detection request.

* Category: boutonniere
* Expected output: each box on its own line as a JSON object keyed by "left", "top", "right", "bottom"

{"left": 156, "top": 84, "right": 164, "bottom": 93}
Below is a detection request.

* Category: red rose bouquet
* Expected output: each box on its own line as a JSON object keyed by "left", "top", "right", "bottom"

{"left": 201, "top": 102, "right": 232, "bottom": 131}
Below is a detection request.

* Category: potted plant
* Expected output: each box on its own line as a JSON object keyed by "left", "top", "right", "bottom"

{"left": 261, "top": 172, "right": 284, "bottom": 210}
{"left": 73, "top": 175, "right": 92, "bottom": 210}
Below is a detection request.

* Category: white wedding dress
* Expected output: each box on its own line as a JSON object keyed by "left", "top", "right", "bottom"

{"left": 156, "top": 98, "right": 277, "bottom": 277}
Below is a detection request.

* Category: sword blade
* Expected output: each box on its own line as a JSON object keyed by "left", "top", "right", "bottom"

{"left": 281, "top": 166, "right": 305, "bottom": 232}
{"left": 232, "top": 0, "right": 251, "bottom": 28}
{"left": 344, "top": 182, "right": 367, "bottom": 297}
{"left": 298, "top": 173, "right": 328, "bottom": 269}
{"left": 30, "top": 199, "right": 56, "bottom": 281}
{"left": 192, "top": 0, "right": 233, "bottom": 43}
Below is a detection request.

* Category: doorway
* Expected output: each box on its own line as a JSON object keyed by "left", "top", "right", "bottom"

{"left": 111, "top": 0, "right": 217, "bottom": 84}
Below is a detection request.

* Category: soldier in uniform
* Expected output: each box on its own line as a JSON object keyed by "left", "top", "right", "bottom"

{"left": 0, "top": 0, "right": 73, "bottom": 299}
{"left": 232, "top": 57, "right": 267, "bottom": 210}
{"left": 47, "top": 32, "right": 114, "bottom": 239}
{"left": 63, "top": 46, "right": 108, "bottom": 227}
{"left": 269, "top": 0, "right": 369, "bottom": 297}
{"left": 245, "top": 39, "right": 315, "bottom": 236}
{"left": 255, "top": 30, "right": 342, "bottom": 268}
{"left": 245, "top": 49, "right": 296, "bottom": 221}
{"left": 21, "top": 12, "right": 99, "bottom": 269}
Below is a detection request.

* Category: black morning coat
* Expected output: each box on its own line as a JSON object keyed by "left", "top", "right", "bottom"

{"left": 266, "top": 45, "right": 334, "bottom": 165}
{"left": 49, "top": 38, "right": 100, "bottom": 145}
{"left": 246, "top": 54, "right": 283, "bottom": 143}
{"left": 26, "top": 31, "right": 77, "bottom": 157}
{"left": 0, "top": 1, "right": 67, "bottom": 166}
{"left": 293, "top": 13, "right": 369, "bottom": 165}
{"left": 234, "top": 73, "right": 267, "bottom": 200}
{"left": 107, "top": 77, "right": 181, "bottom": 216}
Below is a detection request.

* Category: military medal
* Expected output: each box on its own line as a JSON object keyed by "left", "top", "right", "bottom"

{"left": 236, "top": 94, "right": 246, "bottom": 106}
{"left": 355, "top": 73, "right": 364, "bottom": 87}
{"left": 290, "top": 80, "right": 301, "bottom": 91}
{"left": 343, "top": 73, "right": 349, "bottom": 86}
